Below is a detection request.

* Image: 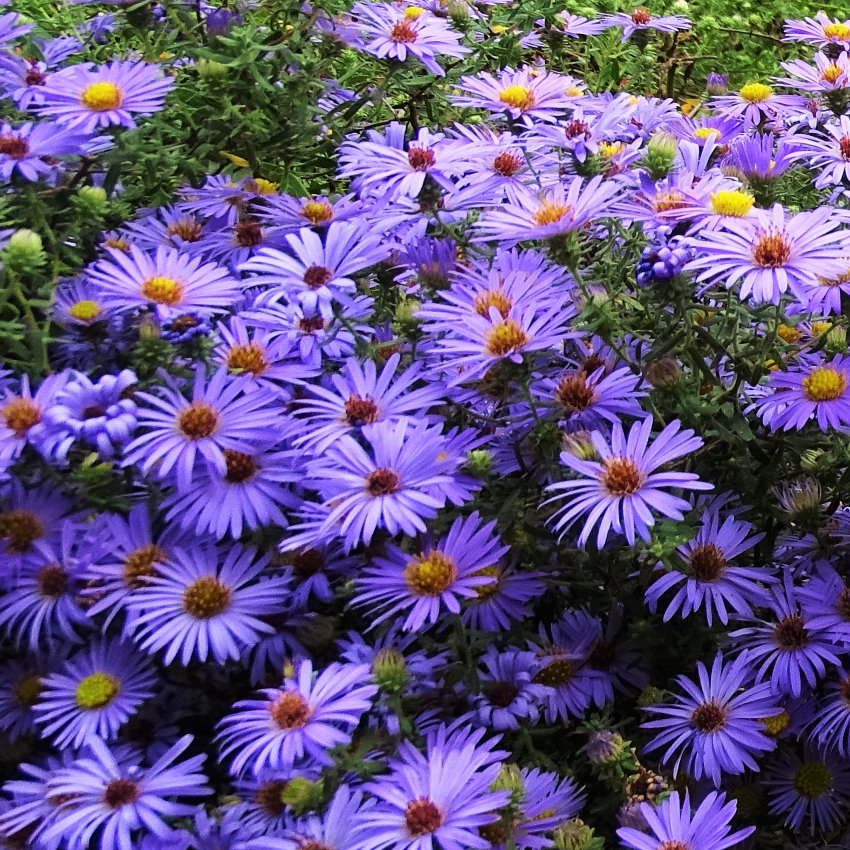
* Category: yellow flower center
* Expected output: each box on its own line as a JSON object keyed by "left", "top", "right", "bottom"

{"left": 823, "top": 22, "right": 850, "bottom": 41}
{"left": 532, "top": 200, "right": 572, "bottom": 226}
{"left": 652, "top": 190, "right": 688, "bottom": 212}
{"left": 598, "top": 141, "right": 623, "bottom": 158}
{"left": 759, "top": 710, "right": 791, "bottom": 736}
{"left": 301, "top": 200, "right": 334, "bottom": 225}
{"left": 2, "top": 397, "right": 41, "bottom": 437}
{"left": 68, "top": 299, "right": 102, "bottom": 322}
{"left": 777, "top": 324, "right": 802, "bottom": 343}
{"left": 498, "top": 85, "right": 537, "bottom": 111}
{"left": 404, "top": 5, "right": 426, "bottom": 18}
{"left": 821, "top": 63, "right": 844, "bottom": 84}
{"left": 802, "top": 366, "right": 847, "bottom": 401}
{"left": 471, "top": 565, "right": 501, "bottom": 600}
{"left": 13, "top": 673, "right": 43, "bottom": 708}
{"left": 244, "top": 178, "right": 278, "bottom": 195}
{"left": 739, "top": 83, "right": 772, "bottom": 103}
{"left": 403, "top": 551, "right": 457, "bottom": 595}
{"left": 811, "top": 321, "right": 832, "bottom": 335}
{"left": 710, "top": 190, "right": 755, "bottom": 217}
{"left": 80, "top": 81, "right": 124, "bottom": 111}
{"left": 533, "top": 659, "right": 574, "bottom": 686}
{"left": 484, "top": 319, "right": 530, "bottom": 356}
{"left": 75, "top": 672, "right": 121, "bottom": 709}
{"left": 794, "top": 761, "right": 833, "bottom": 798}
{"left": 182, "top": 575, "right": 232, "bottom": 618}
{"left": 565, "top": 85, "right": 584, "bottom": 97}
{"left": 140, "top": 275, "right": 184, "bottom": 306}
{"left": 694, "top": 127, "right": 721, "bottom": 142}
{"left": 473, "top": 289, "right": 513, "bottom": 319}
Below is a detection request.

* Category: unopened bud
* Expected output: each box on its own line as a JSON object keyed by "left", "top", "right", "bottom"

{"left": 372, "top": 646, "right": 409, "bottom": 692}
{"left": 826, "top": 326, "right": 847, "bottom": 354}
{"left": 583, "top": 729, "right": 625, "bottom": 764}
{"left": 76, "top": 185, "right": 108, "bottom": 214}
{"left": 197, "top": 58, "right": 228, "bottom": 80}
{"left": 280, "top": 777, "right": 324, "bottom": 815}
{"left": 553, "top": 819, "right": 605, "bottom": 850}
{"left": 642, "top": 131, "right": 678, "bottom": 179}
{"left": 706, "top": 72, "right": 729, "bottom": 95}
{"left": 644, "top": 357, "right": 681, "bottom": 390}
{"left": 465, "top": 449, "right": 493, "bottom": 478}
{"left": 5, "top": 229, "right": 45, "bottom": 269}
{"left": 562, "top": 430, "right": 598, "bottom": 461}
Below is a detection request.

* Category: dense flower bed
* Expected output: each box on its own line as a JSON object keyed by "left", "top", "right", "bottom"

{"left": 5, "top": 1, "right": 850, "bottom": 848}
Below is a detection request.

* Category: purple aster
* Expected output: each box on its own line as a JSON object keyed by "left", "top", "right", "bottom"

{"left": 722, "top": 132, "right": 798, "bottom": 182}
{"left": 798, "top": 562, "right": 850, "bottom": 646}
{"left": 750, "top": 353, "right": 850, "bottom": 431}
{"left": 179, "top": 175, "right": 279, "bottom": 226}
{"left": 305, "top": 420, "right": 469, "bottom": 550}
{"left": 543, "top": 416, "right": 711, "bottom": 549}
{"left": 473, "top": 176, "right": 621, "bottom": 244}
{"left": 787, "top": 115, "right": 850, "bottom": 189}
{"left": 729, "top": 574, "right": 842, "bottom": 697}
{"left": 350, "top": 2, "right": 470, "bottom": 77}
{"left": 37, "top": 60, "right": 173, "bottom": 131}
{"left": 352, "top": 511, "right": 508, "bottom": 631}
{"left": 293, "top": 352, "right": 446, "bottom": 452}
{"left": 784, "top": 13, "right": 850, "bottom": 49}
{"left": 257, "top": 193, "right": 365, "bottom": 232}
{"left": 122, "top": 367, "right": 280, "bottom": 491}
{"left": 0, "top": 654, "right": 55, "bottom": 739}
{"left": 709, "top": 83, "right": 805, "bottom": 129}
{"left": 461, "top": 563, "right": 545, "bottom": 632}
{"left": 776, "top": 52, "right": 850, "bottom": 93}
{"left": 646, "top": 510, "right": 772, "bottom": 626}
{"left": 353, "top": 726, "right": 510, "bottom": 850}
{"left": 35, "top": 368, "right": 138, "bottom": 462}
{"left": 552, "top": 12, "right": 609, "bottom": 36}
{"left": 452, "top": 67, "right": 576, "bottom": 126}
{"left": 601, "top": 8, "right": 691, "bottom": 41}
{"left": 808, "top": 667, "right": 850, "bottom": 755}
{"left": 470, "top": 648, "right": 551, "bottom": 731}
{"left": 0, "top": 121, "right": 109, "bottom": 182}
{"left": 642, "top": 651, "right": 778, "bottom": 785}
{"left": 217, "top": 659, "right": 377, "bottom": 775}
{"left": 765, "top": 745, "right": 850, "bottom": 833}
{"left": 0, "top": 520, "right": 92, "bottom": 650}
{"left": 279, "top": 541, "right": 360, "bottom": 606}
{"left": 241, "top": 220, "right": 387, "bottom": 316}
{"left": 42, "top": 735, "right": 210, "bottom": 850}
{"left": 685, "top": 204, "right": 850, "bottom": 305}
{"left": 125, "top": 545, "right": 288, "bottom": 665}
{"left": 51, "top": 276, "right": 116, "bottom": 330}
{"left": 617, "top": 791, "right": 754, "bottom": 850}
{"left": 33, "top": 638, "right": 156, "bottom": 750}
{"left": 0, "top": 372, "right": 70, "bottom": 464}
{"left": 0, "top": 11, "right": 31, "bottom": 45}
{"left": 88, "top": 245, "right": 240, "bottom": 318}
{"left": 120, "top": 205, "right": 208, "bottom": 251}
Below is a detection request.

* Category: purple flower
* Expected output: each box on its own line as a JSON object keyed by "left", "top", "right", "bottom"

{"left": 798, "top": 562, "right": 850, "bottom": 645}
{"left": 601, "top": 8, "right": 691, "bottom": 42}
{"left": 808, "top": 667, "right": 850, "bottom": 755}
{"left": 784, "top": 13, "right": 850, "bottom": 49}
{"left": 42, "top": 735, "right": 210, "bottom": 850}
{"left": 617, "top": 791, "right": 754, "bottom": 850}
{"left": 37, "top": 60, "right": 174, "bottom": 131}
{"left": 353, "top": 511, "right": 508, "bottom": 631}
{"left": 461, "top": 564, "right": 545, "bottom": 632}
{"left": 125, "top": 545, "right": 288, "bottom": 665}
{"left": 643, "top": 652, "right": 777, "bottom": 785}
{"left": 471, "top": 648, "right": 551, "bottom": 731}
{"left": 33, "top": 639, "right": 156, "bottom": 750}
{"left": 0, "top": 121, "right": 109, "bottom": 182}
{"left": 217, "top": 659, "right": 377, "bottom": 775}
{"left": 543, "top": 416, "right": 711, "bottom": 548}
{"left": 0, "top": 11, "right": 32, "bottom": 46}
{"left": 709, "top": 83, "right": 804, "bottom": 129}
{"left": 1, "top": 372, "right": 70, "bottom": 463}
{"left": 350, "top": 2, "right": 470, "bottom": 77}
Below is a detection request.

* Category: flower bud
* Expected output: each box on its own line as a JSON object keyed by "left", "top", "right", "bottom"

{"left": 583, "top": 729, "right": 625, "bottom": 764}
{"left": 394, "top": 297, "right": 421, "bottom": 329}
{"left": 465, "top": 448, "right": 493, "bottom": 478}
{"left": 197, "top": 58, "right": 229, "bottom": 80}
{"left": 706, "top": 72, "right": 729, "bottom": 95}
{"left": 637, "top": 685, "right": 666, "bottom": 707}
{"left": 562, "top": 430, "right": 598, "bottom": 461}
{"left": 76, "top": 185, "right": 108, "bottom": 214}
{"left": 491, "top": 763, "right": 526, "bottom": 804}
{"left": 5, "top": 229, "right": 45, "bottom": 270}
{"left": 826, "top": 325, "right": 847, "bottom": 354}
{"left": 553, "top": 819, "right": 605, "bottom": 850}
{"left": 372, "top": 646, "right": 409, "bottom": 692}
{"left": 642, "top": 131, "right": 678, "bottom": 179}
{"left": 280, "top": 777, "right": 324, "bottom": 815}
{"left": 644, "top": 357, "right": 681, "bottom": 390}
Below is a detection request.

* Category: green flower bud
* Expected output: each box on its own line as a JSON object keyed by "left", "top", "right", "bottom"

{"left": 826, "top": 325, "right": 847, "bottom": 354}
{"left": 799, "top": 450, "right": 824, "bottom": 473}
{"left": 642, "top": 131, "right": 678, "bottom": 180}
{"left": 490, "top": 763, "right": 526, "bottom": 806}
{"left": 280, "top": 777, "right": 324, "bottom": 815}
{"left": 465, "top": 448, "right": 493, "bottom": 478}
{"left": 372, "top": 646, "right": 409, "bottom": 692}
{"left": 76, "top": 185, "right": 108, "bottom": 214}
{"left": 562, "top": 430, "right": 598, "bottom": 461}
{"left": 553, "top": 819, "right": 605, "bottom": 850}
{"left": 394, "top": 297, "right": 421, "bottom": 329}
{"left": 637, "top": 685, "right": 666, "bottom": 707}
{"left": 197, "top": 58, "right": 229, "bottom": 80}
{"left": 583, "top": 729, "right": 627, "bottom": 764}
{"left": 5, "top": 229, "right": 46, "bottom": 270}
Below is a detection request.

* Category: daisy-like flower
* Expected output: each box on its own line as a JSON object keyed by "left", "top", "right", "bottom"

{"left": 241, "top": 220, "right": 387, "bottom": 316}
{"left": 0, "top": 120, "right": 109, "bottom": 183}
{"left": 452, "top": 67, "right": 576, "bottom": 126}
{"left": 350, "top": 2, "right": 470, "bottom": 77}
{"left": 353, "top": 726, "right": 510, "bottom": 850}
{"left": 642, "top": 652, "right": 778, "bottom": 785}
{"left": 723, "top": 132, "right": 798, "bottom": 183}
{"left": 471, "top": 648, "right": 551, "bottom": 731}
{"left": 784, "top": 12, "right": 850, "bottom": 50}
{"left": 0, "top": 372, "right": 70, "bottom": 463}
{"left": 0, "top": 11, "right": 32, "bottom": 46}
{"left": 645, "top": 511, "right": 772, "bottom": 626}
{"left": 617, "top": 791, "right": 754, "bottom": 850}
{"left": 42, "top": 735, "right": 210, "bottom": 850}
{"left": 37, "top": 60, "right": 173, "bottom": 131}
{"left": 122, "top": 367, "right": 279, "bottom": 491}
{"left": 788, "top": 115, "right": 850, "bottom": 189}
{"left": 543, "top": 416, "right": 711, "bottom": 549}
{"left": 257, "top": 192, "right": 365, "bottom": 232}
{"left": 33, "top": 639, "right": 156, "bottom": 750}
{"left": 305, "top": 420, "right": 468, "bottom": 550}
{"left": 775, "top": 51, "right": 850, "bottom": 94}
{"left": 293, "top": 352, "right": 446, "bottom": 453}
{"left": 765, "top": 745, "right": 850, "bottom": 833}
{"left": 729, "top": 575, "right": 842, "bottom": 697}
{"left": 461, "top": 564, "right": 545, "bottom": 632}
{"left": 798, "top": 562, "right": 850, "bottom": 645}
{"left": 601, "top": 7, "right": 691, "bottom": 42}
{"left": 751, "top": 354, "right": 850, "bottom": 432}
{"left": 709, "top": 83, "right": 804, "bottom": 129}
{"left": 0, "top": 654, "right": 55, "bottom": 739}
{"left": 685, "top": 204, "right": 850, "bottom": 305}
{"left": 88, "top": 245, "right": 239, "bottom": 318}
{"left": 125, "top": 545, "right": 289, "bottom": 666}
{"left": 352, "top": 511, "right": 508, "bottom": 631}
{"left": 808, "top": 668, "right": 850, "bottom": 755}
{"left": 552, "top": 12, "right": 608, "bottom": 36}
{"left": 217, "top": 659, "right": 377, "bottom": 775}
{"left": 473, "top": 176, "right": 621, "bottom": 244}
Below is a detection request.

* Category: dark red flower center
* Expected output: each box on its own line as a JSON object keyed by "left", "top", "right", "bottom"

{"left": 689, "top": 543, "right": 727, "bottom": 581}
{"left": 365, "top": 468, "right": 400, "bottom": 496}
{"left": 404, "top": 798, "right": 443, "bottom": 836}
{"left": 37, "top": 564, "right": 68, "bottom": 598}
{"left": 691, "top": 699, "right": 728, "bottom": 732}
{"left": 774, "top": 614, "right": 808, "bottom": 648}
{"left": 103, "top": 779, "right": 140, "bottom": 809}
{"left": 0, "top": 134, "right": 29, "bottom": 159}
{"left": 303, "top": 265, "right": 333, "bottom": 289}
{"left": 344, "top": 394, "right": 380, "bottom": 426}
{"left": 408, "top": 147, "right": 435, "bottom": 171}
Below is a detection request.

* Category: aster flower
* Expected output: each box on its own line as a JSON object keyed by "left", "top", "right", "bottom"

{"left": 217, "top": 659, "right": 377, "bottom": 775}
{"left": 473, "top": 176, "right": 621, "bottom": 244}
{"left": 0, "top": 11, "right": 32, "bottom": 45}
{"left": 452, "top": 67, "right": 576, "bottom": 126}
{"left": 643, "top": 651, "right": 777, "bottom": 785}
{"left": 0, "top": 654, "right": 55, "bottom": 739}
{"left": 729, "top": 574, "right": 842, "bottom": 697}
{"left": 784, "top": 13, "right": 850, "bottom": 50}
{"left": 241, "top": 220, "right": 387, "bottom": 316}
{"left": 257, "top": 192, "right": 365, "bottom": 232}
{"left": 808, "top": 668, "right": 850, "bottom": 755}
{"left": 552, "top": 12, "right": 609, "bottom": 36}
{"left": 42, "top": 735, "right": 210, "bottom": 850}
{"left": 0, "top": 480, "right": 78, "bottom": 565}
{"left": 293, "top": 352, "right": 446, "bottom": 452}
{"left": 787, "top": 115, "right": 850, "bottom": 189}
{"left": 765, "top": 745, "right": 850, "bottom": 833}
{"left": 617, "top": 791, "right": 754, "bottom": 850}
{"left": 471, "top": 648, "right": 550, "bottom": 731}
{"left": 0, "top": 372, "right": 70, "bottom": 463}
{"left": 709, "top": 83, "right": 804, "bottom": 129}
{"left": 685, "top": 204, "right": 850, "bottom": 305}
{"left": 353, "top": 511, "right": 508, "bottom": 631}
{"left": 543, "top": 416, "right": 711, "bottom": 549}
{"left": 33, "top": 639, "right": 155, "bottom": 750}
{"left": 125, "top": 545, "right": 288, "bottom": 665}
{"left": 306, "top": 420, "right": 468, "bottom": 549}
{"left": 461, "top": 564, "right": 545, "bottom": 632}
{"left": 601, "top": 7, "right": 691, "bottom": 42}
{"left": 354, "top": 726, "right": 510, "bottom": 850}
{"left": 88, "top": 245, "right": 240, "bottom": 318}
{"left": 645, "top": 511, "right": 772, "bottom": 626}
{"left": 123, "top": 367, "right": 279, "bottom": 491}
{"left": 350, "top": 2, "right": 470, "bottom": 77}
{"left": 798, "top": 562, "right": 850, "bottom": 645}
{"left": 38, "top": 60, "right": 173, "bottom": 131}
{"left": 776, "top": 51, "right": 850, "bottom": 93}
{"left": 723, "top": 132, "right": 798, "bottom": 183}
